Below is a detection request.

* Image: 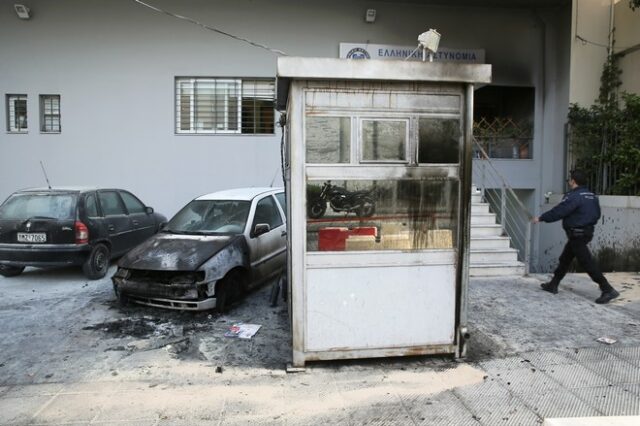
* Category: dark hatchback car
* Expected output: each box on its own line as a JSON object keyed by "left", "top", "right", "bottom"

{"left": 0, "top": 187, "right": 166, "bottom": 279}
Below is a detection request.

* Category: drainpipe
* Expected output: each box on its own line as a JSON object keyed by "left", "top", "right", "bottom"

{"left": 601, "top": 0, "right": 615, "bottom": 192}
{"left": 532, "top": 9, "right": 547, "bottom": 273}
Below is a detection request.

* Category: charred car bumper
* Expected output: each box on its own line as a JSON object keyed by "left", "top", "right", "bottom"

{"left": 112, "top": 268, "right": 216, "bottom": 311}
{"left": 0, "top": 243, "right": 90, "bottom": 267}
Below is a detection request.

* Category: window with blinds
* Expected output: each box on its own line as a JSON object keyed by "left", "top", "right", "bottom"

{"left": 175, "top": 78, "right": 275, "bottom": 135}
{"left": 40, "top": 95, "right": 61, "bottom": 133}
{"left": 6, "top": 94, "right": 28, "bottom": 133}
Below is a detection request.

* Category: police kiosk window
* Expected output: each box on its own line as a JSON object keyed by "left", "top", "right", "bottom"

{"left": 303, "top": 89, "right": 460, "bottom": 253}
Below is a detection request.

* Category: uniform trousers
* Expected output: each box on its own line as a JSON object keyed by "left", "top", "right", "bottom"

{"left": 551, "top": 234, "right": 613, "bottom": 291}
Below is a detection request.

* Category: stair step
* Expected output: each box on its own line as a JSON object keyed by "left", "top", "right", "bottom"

{"left": 469, "top": 262, "right": 526, "bottom": 277}
{"left": 471, "top": 203, "right": 490, "bottom": 213}
{"left": 470, "top": 248, "right": 519, "bottom": 263}
{"left": 471, "top": 224, "right": 503, "bottom": 237}
{"left": 470, "top": 236, "right": 512, "bottom": 249}
{"left": 471, "top": 213, "right": 498, "bottom": 225}
{"left": 471, "top": 194, "right": 483, "bottom": 203}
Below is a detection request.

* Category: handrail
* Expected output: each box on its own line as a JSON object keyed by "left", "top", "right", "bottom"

{"left": 472, "top": 137, "right": 534, "bottom": 275}
{"left": 473, "top": 137, "right": 533, "bottom": 219}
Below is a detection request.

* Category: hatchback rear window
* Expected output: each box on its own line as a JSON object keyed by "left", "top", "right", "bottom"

{"left": 0, "top": 193, "right": 77, "bottom": 220}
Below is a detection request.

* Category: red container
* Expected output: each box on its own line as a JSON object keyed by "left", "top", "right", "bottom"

{"left": 318, "top": 226, "right": 378, "bottom": 251}
{"left": 318, "top": 227, "right": 349, "bottom": 251}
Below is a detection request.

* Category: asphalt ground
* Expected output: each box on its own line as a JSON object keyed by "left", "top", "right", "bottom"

{"left": 0, "top": 266, "right": 639, "bottom": 425}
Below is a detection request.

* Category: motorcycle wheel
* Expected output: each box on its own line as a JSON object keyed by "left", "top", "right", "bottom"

{"left": 308, "top": 200, "right": 327, "bottom": 219}
{"left": 356, "top": 197, "right": 375, "bottom": 218}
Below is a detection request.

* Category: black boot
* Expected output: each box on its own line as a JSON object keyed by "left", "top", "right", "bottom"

{"left": 595, "top": 289, "right": 619, "bottom": 304}
{"left": 540, "top": 280, "right": 559, "bottom": 294}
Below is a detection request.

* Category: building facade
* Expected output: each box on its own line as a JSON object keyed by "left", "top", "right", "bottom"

{"left": 2, "top": 0, "right": 636, "bottom": 270}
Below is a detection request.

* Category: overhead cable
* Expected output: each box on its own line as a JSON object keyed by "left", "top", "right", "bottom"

{"left": 133, "top": 0, "right": 288, "bottom": 56}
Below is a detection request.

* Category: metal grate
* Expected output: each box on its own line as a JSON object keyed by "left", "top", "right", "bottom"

{"left": 6, "top": 94, "right": 27, "bottom": 132}
{"left": 175, "top": 77, "right": 275, "bottom": 135}
{"left": 473, "top": 117, "right": 533, "bottom": 159}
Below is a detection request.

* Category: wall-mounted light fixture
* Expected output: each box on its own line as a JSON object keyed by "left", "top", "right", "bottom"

{"left": 418, "top": 29, "right": 441, "bottom": 62}
{"left": 365, "top": 9, "right": 376, "bottom": 23}
{"left": 14, "top": 4, "right": 31, "bottom": 20}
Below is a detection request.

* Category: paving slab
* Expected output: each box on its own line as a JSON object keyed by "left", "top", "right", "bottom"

{"left": 2, "top": 271, "right": 640, "bottom": 425}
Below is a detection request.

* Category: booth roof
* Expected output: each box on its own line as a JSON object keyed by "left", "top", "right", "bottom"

{"left": 275, "top": 57, "right": 492, "bottom": 110}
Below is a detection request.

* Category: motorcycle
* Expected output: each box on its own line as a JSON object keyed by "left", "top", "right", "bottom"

{"left": 308, "top": 181, "right": 376, "bottom": 219}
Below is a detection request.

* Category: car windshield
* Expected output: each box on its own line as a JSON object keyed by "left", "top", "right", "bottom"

{"left": 165, "top": 200, "right": 251, "bottom": 234}
{"left": 0, "top": 193, "right": 77, "bottom": 220}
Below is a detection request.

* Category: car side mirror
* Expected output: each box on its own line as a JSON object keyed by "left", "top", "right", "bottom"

{"left": 253, "top": 223, "right": 271, "bottom": 237}
{"left": 145, "top": 206, "right": 154, "bottom": 214}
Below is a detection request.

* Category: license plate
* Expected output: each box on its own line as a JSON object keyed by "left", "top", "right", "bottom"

{"left": 17, "top": 233, "right": 47, "bottom": 243}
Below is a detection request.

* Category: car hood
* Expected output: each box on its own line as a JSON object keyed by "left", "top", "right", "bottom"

{"left": 118, "top": 233, "right": 242, "bottom": 272}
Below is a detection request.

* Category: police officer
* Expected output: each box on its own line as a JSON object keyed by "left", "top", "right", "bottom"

{"left": 532, "top": 170, "right": 619, "bottom": 304}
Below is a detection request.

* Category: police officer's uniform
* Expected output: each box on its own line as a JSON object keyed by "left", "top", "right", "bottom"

{"left": 539, "top": 186, "right": 615, "bottom": 295}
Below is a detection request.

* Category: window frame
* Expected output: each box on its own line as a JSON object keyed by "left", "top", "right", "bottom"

{"left": 175, "top": 77, "right": 275, "bottom": 135}
{"left": 39, "top": 94, "right": 61, "bottom": 133}
{"left": 6, "top": 94, "right": 28, "bottom": 133}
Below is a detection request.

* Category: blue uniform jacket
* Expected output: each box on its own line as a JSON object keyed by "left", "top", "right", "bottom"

{"left": 539, "top": 186, "right": 601, "bottom": 229}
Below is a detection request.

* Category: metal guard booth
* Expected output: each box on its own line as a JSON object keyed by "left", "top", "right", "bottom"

{"left": 277, "top": 57, "right": 491, "bottom": 367}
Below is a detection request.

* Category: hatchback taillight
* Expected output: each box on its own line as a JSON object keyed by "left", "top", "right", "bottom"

{"left": 75, "top": 221, "right": 89, "bottom": 244}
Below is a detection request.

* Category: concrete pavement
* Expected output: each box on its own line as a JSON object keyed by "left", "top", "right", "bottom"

{"left": 0, "top": 267, "right": 639, "bottom": 425}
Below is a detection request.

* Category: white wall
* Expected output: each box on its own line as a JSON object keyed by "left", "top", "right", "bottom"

{"left": 537, "top": 194, "right": 640, "bottom": 272}
{"left": 0, "top": 0, "right": 571, "bottom": 218}
{"left": 569, "top": 0, "right": 613, "bottom": 107}
{"left": 615, "top": 0, "right": 640, "bottom": 95}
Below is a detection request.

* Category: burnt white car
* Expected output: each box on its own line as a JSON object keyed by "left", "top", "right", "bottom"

{"left": 112, "top": 188, "right": 286, "bottom": 311}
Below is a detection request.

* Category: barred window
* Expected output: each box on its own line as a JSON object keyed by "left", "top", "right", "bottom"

{"left": 175, "top": 78, "right": 275, "bottom": 134}
{"left": 40, "top": 95, "right": 61, "bottom": 133}
{"left": 6, "top": 94, "right": 28, "bottom": 132}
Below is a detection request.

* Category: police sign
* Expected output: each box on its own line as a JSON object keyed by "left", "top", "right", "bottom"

{"left": 340, "top": 42, "right": 485, "bottom": 64}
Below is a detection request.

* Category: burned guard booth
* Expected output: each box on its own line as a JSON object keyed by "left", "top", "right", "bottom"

{"left": 276, "top": 57, "right": 491, "bottom": 367}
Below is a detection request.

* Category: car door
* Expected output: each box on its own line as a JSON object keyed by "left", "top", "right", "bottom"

{"left": 119, "top": 190, "right": 156, "bottom": 247}
{"left": 97, "top": 190, "right": 133, "bottom": 256}
{"left": 247, "top": 194, "right": 287, "bottom": 283}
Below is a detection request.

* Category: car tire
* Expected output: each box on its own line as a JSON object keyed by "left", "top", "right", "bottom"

{"left": 216, "top": 270, "right": 244, "bottom": 313}
{"left": 0, "top": 265, "right": 25, "bottom": 277}
{"left": 82, "top": 243, "right": 111, "bottom": 280}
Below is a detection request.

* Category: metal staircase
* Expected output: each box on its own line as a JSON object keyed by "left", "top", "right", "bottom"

{"left": 469, "top": 138, "right": 532, "bottom": 277}
{"left": 470, "top": 187, "right": 526, "bottom": 276}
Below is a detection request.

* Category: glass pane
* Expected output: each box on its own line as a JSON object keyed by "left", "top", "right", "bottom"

{"left": 418, "top": 118, "right": 461, "bottom": 164}
{"left": 0, "top": 193, "right": 76, "bottom": 220}
{"left": 85, "top": 194, "right": 99, "bottom": 217}
{"left": 253, "top": 196, "right": 283, "bottom": 230}
{"left": 362, "top": 120, "right": 406, "bottom": 161}
{"left": 275, "top": 192, "right": 286, "bottom": 217}
{"left": 120, "top": 192, "right": 146, "bottom": 214}
{"left": 306, "top": 117, "right": 350, "bottom": 163}
{"left": 98, "top": 192, "right": 126, "bottom": 216}
{"left": 306, "top": 178, "right": 458, "bottom": 252}
{"left": 167, "top": 200, "right": 250, "bottom": 234}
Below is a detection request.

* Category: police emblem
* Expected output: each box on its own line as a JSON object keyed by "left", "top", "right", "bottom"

{"left": 346, "top": 47, "right": 370, "bottom": 60}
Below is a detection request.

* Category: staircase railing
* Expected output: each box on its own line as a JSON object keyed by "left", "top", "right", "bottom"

{"left": 472, "top": 137, "right": 533, "bottom": 275}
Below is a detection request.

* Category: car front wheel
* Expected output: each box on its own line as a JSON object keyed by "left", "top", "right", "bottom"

{"left": 215, "top": 269, "right": 244, "bottom": 313}
{"left": 82, "top": 243, "right": 111, "bottom": 280}
{"left": 0, "top": 265, "right": 25, "bottom": 278}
